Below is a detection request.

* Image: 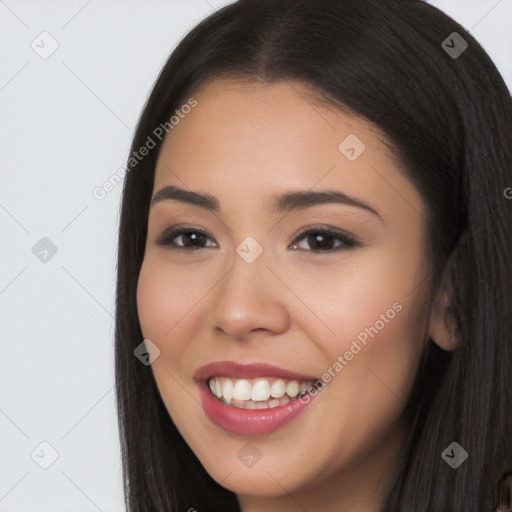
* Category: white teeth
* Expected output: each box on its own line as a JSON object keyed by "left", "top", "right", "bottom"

{"left": 270, "top": 378, "right": 286, "bottom": 398}
{"left": 222, "top": 378, "right": 234, "bottom": 400}
{"left": 251, "top": 379, "right": 271, "bottom": 401}
{"left": 229, "top": 394, "right": 292, "bottom": 410}
{"left": 214, "top": 379, "right": 223, "bottom": 398}
{"left": 233, "top": 379, "right": 252, "bottom": 400}
{"left": 286, "top": 380, "right": 299, "bottom": 398}
{"left": 208, "top": 376, "right": 316, "bottom": 407}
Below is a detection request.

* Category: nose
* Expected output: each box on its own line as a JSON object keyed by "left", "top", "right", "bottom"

{"left": 206, "top": 248, "right": 290, "bottom": 341}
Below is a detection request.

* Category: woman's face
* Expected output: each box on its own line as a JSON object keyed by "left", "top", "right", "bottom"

{"left": 137, "top": 78, "right": 439, "bottom": 507}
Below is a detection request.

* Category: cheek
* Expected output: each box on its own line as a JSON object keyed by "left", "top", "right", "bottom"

{"left": 136, "top": 257, "right": 202, "bottom": 428}
{"left": 136, "top": 255, "right": 210, "bottom": 343}
{"left": 137, "top": 257, "right": 169, "bottom": 338}
{"left": 291, "top": 248, "right": 429, "bottom": 458}
{"left": 333, "top": 298, "right": 426, "bottom": 405}
{"left": 299, "top": 300, "right": 427, "bottom": 481}
{"left": 136, "top": 256, "right": 198, "bottom": 406}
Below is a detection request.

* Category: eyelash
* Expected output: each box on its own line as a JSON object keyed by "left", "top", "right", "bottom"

{"left": 155, "top": 225, "right": 362, "bottom": 254}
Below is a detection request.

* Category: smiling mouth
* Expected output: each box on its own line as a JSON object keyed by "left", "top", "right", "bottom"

{"left": 196, "top": 363, "right": 322, "bottom": 435}
{"left": 207, "top": 376, "right": 317, "bottom": 409}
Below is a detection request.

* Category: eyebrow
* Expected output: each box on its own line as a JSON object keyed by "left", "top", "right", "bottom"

{"left": 151, "top": 185, "right": 382, "bottom": 220}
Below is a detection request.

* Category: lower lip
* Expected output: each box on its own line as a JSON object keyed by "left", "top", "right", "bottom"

{"left": 197, "top": 382, "right": 317, "bottom": 436}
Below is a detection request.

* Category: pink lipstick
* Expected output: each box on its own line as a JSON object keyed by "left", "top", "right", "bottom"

{"left": 194, "top": 361, "right": 321, "bottom": 436}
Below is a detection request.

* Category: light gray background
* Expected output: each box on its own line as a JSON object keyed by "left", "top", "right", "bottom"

{"left": 1, "top": 1, "right": 511, "bottom": 510}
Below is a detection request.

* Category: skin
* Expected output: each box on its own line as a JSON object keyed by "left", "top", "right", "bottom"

{"left": 136, "top": 78, "right": 453, "bottom": 512}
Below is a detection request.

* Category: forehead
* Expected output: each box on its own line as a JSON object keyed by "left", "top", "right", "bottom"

{"left": 152, "top": 78, "right": 424, "bottom": 222}
{"left": 157, "top": 77, "right": 383, "bottom": 160}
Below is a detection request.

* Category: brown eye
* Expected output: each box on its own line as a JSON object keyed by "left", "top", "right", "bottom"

{"left": 156, "top": 227, "right": 216, "bottom": 250}
{"left": 289, "top": 227, "right": 361, "bottom": 253}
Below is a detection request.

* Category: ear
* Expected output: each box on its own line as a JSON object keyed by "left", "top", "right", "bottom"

{"left": 428, "top": 287, "right": 458, "bottom": 351}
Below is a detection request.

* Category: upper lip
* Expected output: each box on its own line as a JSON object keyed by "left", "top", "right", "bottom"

{"left": 193, "top": 361, "right": 318, "bottom": 382}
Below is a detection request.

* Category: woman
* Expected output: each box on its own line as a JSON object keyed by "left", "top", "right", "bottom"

{"left": 114, "top": 0, "right": 512, "bottom": 510}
